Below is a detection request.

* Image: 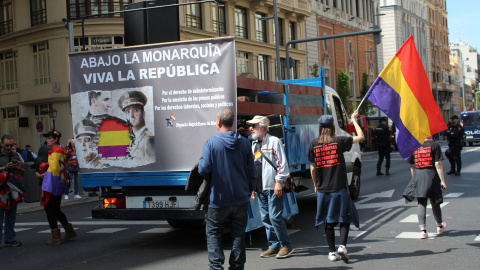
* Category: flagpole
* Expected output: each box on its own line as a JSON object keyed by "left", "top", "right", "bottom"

{"left": 355, "top": 96, "right": 367, "bottom": 112}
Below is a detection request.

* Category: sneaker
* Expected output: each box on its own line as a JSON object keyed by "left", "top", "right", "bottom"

{"left": 337, "top": 245, "right": 349, "bottom": 262}
{"left": 74, "top": 195, "right": 82, "bottom": 199}
{"left": 420, "top": 231, "right": 428, "bottom": 239}
{"left": 276, "top": 246, "right": 294, "bottom": 259}
{"left": 64, "top": 195, "right": 69, "bottom": 200}
{"left": 260, "top": 248, "right": 279, "bottom": 258}
{"left": 4, "top": 240, "right": 22, "bottom": 247}
{"left": 437, "top": 222, "right": 447, "bottom": 234}
{"left": 328, "top": 252, "right": 341, "bottom": 262}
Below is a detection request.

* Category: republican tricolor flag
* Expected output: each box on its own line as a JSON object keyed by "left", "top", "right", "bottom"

{"left": 97, "top": 119, "right": 131, "bottom": 158}
{"left": 365, "top": 35, "right": 447, "bottom": 160}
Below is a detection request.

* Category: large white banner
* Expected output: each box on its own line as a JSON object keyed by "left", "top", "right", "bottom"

{"left": 69, "top": 37, "right": 237, "bottom": 172}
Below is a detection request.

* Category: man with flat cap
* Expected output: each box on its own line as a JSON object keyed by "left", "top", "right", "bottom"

{"left": 118, "top": 90, "right": 155, "bottom": 164}
{"left": 74, "top": 120, "right": 103, "bottom": 169}
{"left": 247, "top": 115, "right": 294, "bottom": 259}
{"left": 445, "top": 115, "right": 464, "bottom": 176}
{"left": 373, "top": 117, "right": 391, "bottom": 176}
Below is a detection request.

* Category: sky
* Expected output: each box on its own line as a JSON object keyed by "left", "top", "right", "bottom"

{"left": 447, "top": 0, "right": 480, "bottom": 48}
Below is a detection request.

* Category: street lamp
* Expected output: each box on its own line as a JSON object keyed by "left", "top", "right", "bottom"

{"left": 49, "top": 108, "right": 58, "bottom": 130}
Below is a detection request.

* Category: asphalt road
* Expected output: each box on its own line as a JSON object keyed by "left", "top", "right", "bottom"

{"left": 3, "top": 143, "right": 480, "bottom": 269}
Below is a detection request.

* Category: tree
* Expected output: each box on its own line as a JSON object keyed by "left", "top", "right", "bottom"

{"left": 359, "top": 72, "right": 375, "bottom": 116}
{"left": 336, "top": 70, "right": 352, "bottom": 113}
{"left": 309, "top": 63, "right": 320, "bottom": 77}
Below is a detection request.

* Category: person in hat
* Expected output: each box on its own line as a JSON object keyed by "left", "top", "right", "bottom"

{"left": 373, "top": 117, "right": 391, "bottom": 176}
{"left": 403, "top": 136, "right": 447, "bottom": 239}
{"left": 118, "top": 90, "right": 155, "bottom": 164}
{"left": 445, "top": 115, "right": 464, "bottom": 176}
{"left": 85, "top": 91, "right": 113, "bottom": 123}
{"left": 35, "top": 130, "right": 77, "bottom": 245}
{"left": 307, "top": 111, "right": 364, "bottom": 262}
{"left": 247, "top": 115, "right": 294, "bottom": 259}
{"left": 0, "top": 134, "right": 25, "bottom": 247}
{"left": 21, "top": 144, "right": 36, "bottom": 162}
{"left": 74, "top": 120, "right": 103, "bottom": 169}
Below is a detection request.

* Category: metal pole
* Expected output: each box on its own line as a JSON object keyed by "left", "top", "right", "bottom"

{"left": 67, "top": 22, "right": 74, "bottom": 53}
{"left": 273, "top": 0, "right": 281, "bottom": 81}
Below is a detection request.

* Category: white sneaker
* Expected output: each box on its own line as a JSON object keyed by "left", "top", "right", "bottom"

{"left": 74, "top": 195, "right": 82, "bottom": 199}
{"left": 328, "top": 252, "right": 341, "bottom": 262}
{"left": 64, "top": 195, "right": 69, "bottom": 200}
{"left": 337, "top": 245, "right": 349, "bottom": 262}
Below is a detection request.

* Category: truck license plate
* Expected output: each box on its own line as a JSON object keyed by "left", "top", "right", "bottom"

{"left": 145, "top": 200, "right": 178, "bottom": 208}
{"left": 466, "top": 136, "right": 473, "bottom": 139}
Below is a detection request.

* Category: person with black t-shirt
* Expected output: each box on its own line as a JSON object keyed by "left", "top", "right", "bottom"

{"left": 403, "top": 137, "right": 447, "bottom": 239}
{"left": 307, "top": 111, "right": 364, "bottom": 263}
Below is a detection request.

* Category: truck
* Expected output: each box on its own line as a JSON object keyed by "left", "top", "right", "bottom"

{"left": 69, "top": 37, "right": 364, "bottom": 229}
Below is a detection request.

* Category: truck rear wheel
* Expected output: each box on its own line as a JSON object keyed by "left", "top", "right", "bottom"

{"left": 167, "top": 219, "right": 205, "bottom": 228}
{"left": 349, "top": 166, "right": 360, "bottom": 200}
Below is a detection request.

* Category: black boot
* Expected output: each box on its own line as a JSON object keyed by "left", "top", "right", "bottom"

{"left": 455, "top": 170, "right": 461, "bottom": 176}
{"left": 446, "top": 170, "right": 455, "bottom": 175}
{"left": 376, "top": 170, "right": 384, "bottom": 176}
{"left": 386, "top": 169, "right": 390, "bottom": 176}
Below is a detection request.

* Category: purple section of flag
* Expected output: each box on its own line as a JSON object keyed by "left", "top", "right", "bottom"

{"left": 365, "top": 77, "right": 421, "bottom": 160}
{"left": 98, "top": 145, "right": 128, "bottom": 158}
{"left": 41, "top": 172, "right": 68, "bottom": 196}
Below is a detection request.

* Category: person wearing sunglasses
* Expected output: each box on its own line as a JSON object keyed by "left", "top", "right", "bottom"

{"left": 0, "top": 134, "right": 25, "bottom": 247}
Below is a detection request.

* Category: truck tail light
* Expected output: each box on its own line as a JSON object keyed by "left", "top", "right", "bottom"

{"left": 103, "top": 197, "right": 126, "bottom": 209}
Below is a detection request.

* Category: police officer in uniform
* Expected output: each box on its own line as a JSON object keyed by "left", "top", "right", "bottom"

{"left": 373, "top": 117, "right": 391, "bottom": 176}
{"left": 445, "top": 115, "right": 464, "bottom": 176}
{"left": 118, "top": 90, "right": 155, "bottom": 165}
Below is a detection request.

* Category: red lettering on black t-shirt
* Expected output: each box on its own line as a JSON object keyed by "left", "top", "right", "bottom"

{"left": 313, "top": 142, "right": 339, "bottom": 168}
{"left": 414, "top": 146, "right": 433, "bottom": 168}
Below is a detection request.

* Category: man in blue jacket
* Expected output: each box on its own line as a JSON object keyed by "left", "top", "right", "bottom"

{"left": 198, "top": 109, "right": 257, "bottom": 270}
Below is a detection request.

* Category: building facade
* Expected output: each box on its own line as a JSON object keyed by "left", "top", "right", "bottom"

{"left": 305, "top": 0, "right": 379, "bottom": 109}
{"left": 450, "top": 40, "right": 479, "bottom": 111}
{"left": 449, "top": 49, "right": 465, "bottom": 114}
{"left": 0, "top": 0, "right": 311, "bottom": 152}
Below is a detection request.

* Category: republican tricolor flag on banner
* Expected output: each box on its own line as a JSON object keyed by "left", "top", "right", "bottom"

{"left": 365, "top": 35, "right": 447, "bottom": 160}
{"left": 97, "top": 119, "right": 131, "bottom": 158}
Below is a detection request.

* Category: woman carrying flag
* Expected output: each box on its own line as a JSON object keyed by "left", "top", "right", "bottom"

{"left": 35, "top": 130, "right": 77, "bottom": 245}
{"left": 307, "top": 111, "right": 364, "bottom": 262}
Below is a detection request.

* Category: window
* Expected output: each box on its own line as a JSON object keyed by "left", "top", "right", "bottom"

{"left": 0, "top": 50, "right": 17, "bottom": 90}
{"left": 33, "top": 41, "right": 50, "bottom": 85}
{"left": 31, "top": 0, "right": 47, "bottom": 26}
{"left": 67, "top": 0, "right": 132, "bottom": 20}
{"left": 289, "top": 21, "right": 296, "bottom": 48}
{"left": 1, "top": 106, "right": 19, "bottom": 142}
{"left": 236, "top": 51, "right": 249, "bottom": 74}
{"left": 257, "top": 55, "right": 268, "bottom": 80}
{"left": 255, "top": 13, "right": 267, "bottom": 42}
{"left": 333, "top": 96, "right": 348, "bottom": 131}
{"left": 235, "top": 7, "right": 247, "bottom": 39}
{"left": 274, "top": 18, "right": 284, "bottom": 46}
{"left": 0, "top": 0, "right": 13, "bottom": 35}
{"left": 74, "top": 35, "right": 124, "bottom": 52}
{"left": 212, "top": 2, "right": 226, "bottom": 34}
{"left": 186, "top": 1, "right": 202, "bottom": 29}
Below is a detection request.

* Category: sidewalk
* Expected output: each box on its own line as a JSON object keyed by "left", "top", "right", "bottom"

{"left": 17, "top": 194, "right": 99, "bottom": 214}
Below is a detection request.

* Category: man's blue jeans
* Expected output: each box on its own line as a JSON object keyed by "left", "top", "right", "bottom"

{"left": 0, "top": 204, "right": 18, "bottom": 243}
{"left": 65, "top": 172, "right": 80, "bottom": 195}
{"left": 205, "top": 202, "right": 248, "bottom": 270}
{"left": 257, "top": 190, "right": 292, "bottom": 249}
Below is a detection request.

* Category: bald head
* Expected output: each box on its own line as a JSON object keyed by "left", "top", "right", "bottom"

{"left": 216, "top": 109, "right": 234, "bottom": 128}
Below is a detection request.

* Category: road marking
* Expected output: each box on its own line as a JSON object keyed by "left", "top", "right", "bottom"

{"left": 475, "top": 234, "right": 480, "bottom": 241}
{"left": 87, "top": 228, "right": 127, "bottom": 233}
{"left": 427, "top": 202, "right": 449, "bottom": 209}
{"left": 16, "top": 220, "right": 170, "bottom": 226}
{"left": 395, "top": 232, "right": 438, "bottom": 239}
{"left": 334, "top": 229, "right": 367, "bottom": 238}
{"left": 355, "top": 198, "right": 405, "bottom": 210}
{"left": 399, "top": 214, "right": 430, "bottom": 223}
{"left": 140, "top": 228, "right": 175, "bottom": 234}
{"left": 14, "top": 228, "right": 32, "bottom": 232}
{"left": 444, "top": 193, "right": 463, "bottom": 198}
